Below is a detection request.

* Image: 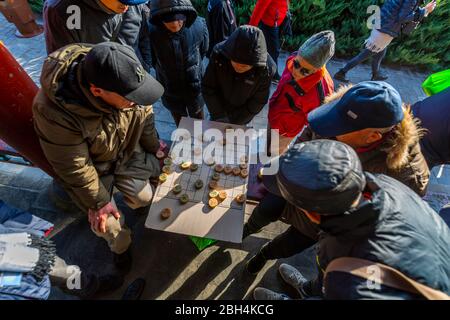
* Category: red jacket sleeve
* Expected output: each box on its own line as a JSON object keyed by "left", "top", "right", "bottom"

{"left": 249, "top": 0, "right": 271, "bottom": 26}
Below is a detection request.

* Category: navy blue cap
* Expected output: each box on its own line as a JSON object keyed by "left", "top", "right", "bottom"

{"left": 119, "top": 0, "right": 149, "bottom": 5}
{"left": 262, "top": 140, "right": 366, "bottom": 215}
{"left": 308, "top": 81, "right": 404, "bottom": 137}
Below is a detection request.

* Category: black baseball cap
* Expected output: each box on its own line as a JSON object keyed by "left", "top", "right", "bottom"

{"left": 308, "top": 81, "right": 404, "bottom": 137}
{"left": 262, "top": 140, "right": 366, "bottom": 215}
{"left": 82, "top": 42, "right": 164, "bottom": 106}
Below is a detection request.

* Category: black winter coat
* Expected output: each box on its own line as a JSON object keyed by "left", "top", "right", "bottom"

{"left": 149, "top": 0, "right": 209, "bottom": 114}
{"left": 44, "top": 0, "right": 152, "bottom": 71}
{"left": 321, "top": 173, "right": 450, "bottom": 299}
{"left": 379, "top": 0, "right": 426, "bottom": 38}
{"left": 202, "top": 26, "right": 276, "bottom": 125}
{"left": 206, "top": 0, "right": 237, "bottom": 57}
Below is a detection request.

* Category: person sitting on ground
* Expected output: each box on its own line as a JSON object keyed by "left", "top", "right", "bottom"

{"left": 32, "top": 42, "right": 164, "bottom": 273}
{"left": 206, "top": 0, "right": 237, "bottom": 57}
{"left": 202, "top": 25, "right": 276, "bottom": 125}
{"left": 334, "top": 0, "right": 437, "bottom": 83}
{"left": 252, "top": 140, "right": 450, "bottom": 300}
{"left": 148, "top": 0, "right": 209, "bottom": 126}
{"left": 268, "top": 31, "right": 335, "bottom": 155}
{"left": 243, "top": 81, "right": 430, "bottom": 277}
{"left": 44, "top": 0, "right": 152, "bottom": 71}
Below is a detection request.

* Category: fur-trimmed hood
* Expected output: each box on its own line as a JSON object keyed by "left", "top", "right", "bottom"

{"left": 323, "top": 85, "right": 424, "bottom": 171}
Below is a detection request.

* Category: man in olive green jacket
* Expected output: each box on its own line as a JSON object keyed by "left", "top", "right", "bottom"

{"left": 33, "top": 42, "right": 164, "bottom": 270}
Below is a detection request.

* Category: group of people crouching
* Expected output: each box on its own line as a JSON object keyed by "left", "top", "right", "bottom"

{"left": 26, "top": 0, "right": 450, "bottom": 300}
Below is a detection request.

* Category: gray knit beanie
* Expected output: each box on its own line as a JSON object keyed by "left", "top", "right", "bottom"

{"left": 298, "top": 30, "right": 336, "bottom": 68}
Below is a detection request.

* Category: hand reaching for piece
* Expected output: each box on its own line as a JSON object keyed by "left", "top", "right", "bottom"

{"left": 88, "top": 202, "right": 120, "bottom": 234}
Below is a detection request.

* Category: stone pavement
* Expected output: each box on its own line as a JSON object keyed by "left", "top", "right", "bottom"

{"left": 1, "top": 13, "right": 448, "bottom": 300}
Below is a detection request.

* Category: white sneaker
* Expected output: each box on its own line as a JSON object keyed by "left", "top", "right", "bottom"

{"left": 253, "top": 287, "right": 292, "bottom": 300}
{"left": 279, "top": 263, "right": 309, "bottom": 298}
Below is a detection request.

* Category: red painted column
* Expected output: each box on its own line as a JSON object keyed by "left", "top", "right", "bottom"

{"left": 0, "top": 41, "right": 55, "bottom": 177}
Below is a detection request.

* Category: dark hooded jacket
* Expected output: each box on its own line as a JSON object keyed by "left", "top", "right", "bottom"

{"left": 44, "top": 0, "right": 152, "bottom": 71}
{"left": 148, "top": 0, "right": 209, "bottom": 114}
{"left": 379, "top": 0, "right": 426, "bottom": 38}
{"left": 206, "top": 0, "right": 237, "bottom": 57}
{"left": 297, "top": 85, "right": 430, "bottom": 197}
{"left": 321, "top": 173, "right": 450, "bottom": 299}
{"left": 202, "top": 26, "right": 276, "bottom": 125}
{"left": 412, "top": 87, "right": 450, "bottom": 168}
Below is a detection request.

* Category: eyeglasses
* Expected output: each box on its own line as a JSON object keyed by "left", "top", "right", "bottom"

{"left": 293, "top": 59, "right": 313, "bottom": 77}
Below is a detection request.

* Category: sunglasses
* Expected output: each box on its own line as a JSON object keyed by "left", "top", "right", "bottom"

{"left": 293, "top": 59, "right": 313, "bottom": 77}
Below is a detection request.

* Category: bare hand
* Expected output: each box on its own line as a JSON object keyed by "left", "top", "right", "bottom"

{"left": 88, "top": 202, "right": 120, "bottom": 234}
{"left": 424, "top": 1, "right": 437, "bottom": 16}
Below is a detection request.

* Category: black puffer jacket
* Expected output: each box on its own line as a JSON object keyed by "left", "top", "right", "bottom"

{"left": 206, "top": 0, "right": 237, "bottom": 57}
{"left": 149, "top": 0, "right": 209, "bottom": 114}
{"left": 202, "top": 26, "right": 276, "bottom": 125}
{"left": 322, "top": 173, "right": 450, "bottom": 300}
{"left": 44, "top": 0, "right": 151, "bottom": 70}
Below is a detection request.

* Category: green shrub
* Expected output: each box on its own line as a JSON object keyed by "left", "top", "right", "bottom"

{"left": 193, "top": 0, "right": 449, "bottom": 71}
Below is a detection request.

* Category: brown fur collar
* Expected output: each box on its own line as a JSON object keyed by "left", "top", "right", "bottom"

{"left": 323, "top": 85, "right": 424, "bottom": 170}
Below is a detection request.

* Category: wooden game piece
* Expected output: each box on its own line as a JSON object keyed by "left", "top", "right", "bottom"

{"left": 209, "top": 190, "right": 219, "bottom": 199}
{"left": 257, "top": 168, "right": 264, "bottom": 181}
{"left": 212, "top": 173, "right": 221, "bottom": 181}
{"left": 180, "top": 161, "right": 192, "bottom": 170}
{"left": 159, "top": 173, "right": 168, "bottom": 183}
{"left": 232, "top": 167, "right": 241, "bottom": 176}
{"left": 162, "top": 165, "right": 172, "bottom": 174}
{"left": 160, "top": 208, "right": 171, "bottom": 220}
{"left": 194, "top": 179, "right": 204, "bottom": 190}
{"left": 214, "top": 164, "right": 224, "bottom": 173}
{"left": 179, "top": 194, "right": 189, "bottom": 204}
{"left": 172, "top": 184, "right": 182, "bottom": 194}
{"left": 156, "top": 151, "right": 165, "bottom": 159}
{"left": 208, "top": 198, "right": 219, "bottom": 209}
{"left": 239, "top": 163, "right": 248, "bottom": 170}
{"left": 240, "top": 169, "right": 249, "bottom": 178}
{"left": 218, "top": 191, "right": 227, "bottom": 202}
{"left": 190, "top": 163, "right": 199, "bottom": 172}
{"left": 209, "top": 181, "right": 218, "bottom": 189}
{"left": 235, "top": 194, "right": 246, "bottom": 204}
{"left": 224, "top": 165, "right": 233, "bottom": 175}
{"left": 163, "top": 158, "right": 172, "bottom": 166}
{"left": 205, "top": 157, "right": 215, "bottom": 166}
{"left": 240, "top": 155, "right": 248, "bottom": 163}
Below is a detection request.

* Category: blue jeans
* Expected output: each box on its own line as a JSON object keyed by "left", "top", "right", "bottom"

{"left": 341, "top": 48, "right": 388, "bottom": 75}
{"left": 439, "top": 204, "right": 450, "bottom": 227}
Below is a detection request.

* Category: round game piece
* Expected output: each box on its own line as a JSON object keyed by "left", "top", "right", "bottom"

{"left": 162, "top": 165, "right": 172, "bottom": 174}
{"left": 239, "top": 163, "right": 248, "bottom": 170}
{"left": 163, "top": 158, "right": 172, "bottom": 166}
{"left": 209, "top": 181, "right": 218, "bottom": 190}
{"left": 240, "top": 155, "right": 249, "bottom": 163}
{"left": 209, "top": 198, "right": 219, "bottom": 209}
{"left": 205, "top": 157, "right": 215, "bottom": 166}
{"left": 209, "top": 190, "right": 219, "bottom": 199}
{"left": 181, "top": 161, "right": 192, "bottom": 170}
{"left": 212, "top": 173, "right": 221, "bottom": 181}
{"left": 214, "top": 164, "right": 224, "bottom": 173}
{"left": 156, "top": 151, "right": 165, "bottom": 159}
{"left": 240, "top": 169, "right": 249, "bottom": 178}
{"left": 235, "top": 194, "right": 246, "bottom": 204}
{"left": 193, "top": 147, "right": 202, "bottom": 156}
{"left": 232, "top": 167, "right": 241, "bottom": 176}
{"left": 257, "top": 167, "right": 264, "bottom": 181}
{"left": 194, "top": 179, "right": 204, "bottom": 190}
{"left": 159, "top": 173, "right": 168, "bottom": 183}
{"left": 172, "top": 184, "right": 182, "bottom": 194}
{"left": 190, "top": 163, "right": 199, "bottom": 172}
{"left": 218, "top": 191, "right": 227, "bottom": 202}
{"left": 179, "top": 194, "right": 189, "bottom": 204}
{"left": 160, "top": 208, "right": 171, "bottom": 220}
{"left": 224, "top": 165, "right": 233, "bottom": 175}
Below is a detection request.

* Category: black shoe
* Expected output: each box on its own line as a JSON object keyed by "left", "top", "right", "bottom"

{"left": 371, "top": 72, "right": 389, "bottom": 81}
{"left": 121, "top": 278, "right": 146, "bottom": 300}
{"left": 334, "top": 70, "right": 350, "bottom": 83}
{"left": 246, "top": 251, "right": 268, "bottom": 275}
{"left": 114, "top": 248, "right": 132, "bottom": 274}
{"left": 71, "top": 273, "right": 124, "bottom": 299}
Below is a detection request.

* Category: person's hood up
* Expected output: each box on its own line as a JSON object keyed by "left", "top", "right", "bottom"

{"left": 149, "top": 0, "right": 197, "bottom": 27}
{"left": 216, "top": 25, "right": 267, "bottom": 67}
{"left": 40, "top": 44, "right": 115, "bottom": 115}
{"left": 323, "top": 84, "right": 425, "bottom": 171}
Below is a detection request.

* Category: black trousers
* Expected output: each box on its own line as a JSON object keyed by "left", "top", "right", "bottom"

{"left": 341, "top": 48, "right": 387, "bottom": 75}
{"left": 247, "top": 193, "right": 316, "bottom": 260}
{"left": 259, "top": 22, "right": 281, "bottom": 77}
